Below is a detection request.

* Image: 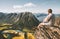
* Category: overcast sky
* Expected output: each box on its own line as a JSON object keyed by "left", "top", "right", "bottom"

{"left": 0, "top": 0, "right": 60, "bottom": 14}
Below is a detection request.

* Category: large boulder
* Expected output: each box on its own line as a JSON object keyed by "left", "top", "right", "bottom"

{"left": 34, "top": 16, "right": 60, "bottom": 39}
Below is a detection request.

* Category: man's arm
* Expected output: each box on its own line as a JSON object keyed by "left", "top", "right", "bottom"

{"left": 43, "top": 14, "right": 52, "bottom": 23}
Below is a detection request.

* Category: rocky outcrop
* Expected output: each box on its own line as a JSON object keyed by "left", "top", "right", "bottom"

{"left": 34, "top": 17, "right": 60, "bottom": 39}
{"left": 34, "top": 25, "right": 60, "bottom": 39}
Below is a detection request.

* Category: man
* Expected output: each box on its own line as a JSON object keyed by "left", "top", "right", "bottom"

{"left": 37, "top": 9, "right": 55, "bottom": 28}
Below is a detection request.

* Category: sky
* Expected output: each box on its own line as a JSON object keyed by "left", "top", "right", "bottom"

{"left": 0, "top": 0, "right": 60, "bottom": 14}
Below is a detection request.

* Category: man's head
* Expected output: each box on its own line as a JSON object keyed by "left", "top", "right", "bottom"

{"left": 48, "top": 9, "right": 52, "bottom": 14}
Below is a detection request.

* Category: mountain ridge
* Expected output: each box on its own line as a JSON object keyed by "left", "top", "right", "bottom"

{"left": 0, "top": 12, "right": 40, "bottom": 30}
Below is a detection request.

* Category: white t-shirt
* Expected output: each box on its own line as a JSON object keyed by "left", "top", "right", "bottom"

{"left": 42, "top": 13, "right": 55, "bottom": 26}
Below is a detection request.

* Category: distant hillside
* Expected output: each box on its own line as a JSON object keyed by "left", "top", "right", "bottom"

{"left": 33, "top": 13, "right": 60, "bottom": 22}
{"left": 0, "top": 12, "right": 40, "bottom": 30}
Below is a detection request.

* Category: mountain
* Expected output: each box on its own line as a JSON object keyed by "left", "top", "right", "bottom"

{"left": 0, "top": 12, "right": 40, "bottom": 30}
{"left": 18, "top": 12, "right": 40, "bottom": 29}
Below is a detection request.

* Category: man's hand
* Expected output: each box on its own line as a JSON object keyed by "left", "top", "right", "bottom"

{"left": 37, "top": 23, "right": 44, "bottom": 29}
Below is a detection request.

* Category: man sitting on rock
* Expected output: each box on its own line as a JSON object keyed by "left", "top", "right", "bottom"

{"left": 37, "top": 9, "right": 55, "bottom": 28}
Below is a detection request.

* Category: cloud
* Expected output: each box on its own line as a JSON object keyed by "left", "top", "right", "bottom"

{"left": 13, "top": 3, "right": 36, "bottom": 9}
{"left": 13, "top": 5, "right": 23, "bottom": 9}
{"left": 12, "top": 3, "right": 37, "bottom": 13}
{"left": 24, "top": 3, "right": 36, "bottom": 7}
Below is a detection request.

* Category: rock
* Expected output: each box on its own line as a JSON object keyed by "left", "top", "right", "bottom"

{"left": 34, "top": 25, "right": 60, "bottom": 39}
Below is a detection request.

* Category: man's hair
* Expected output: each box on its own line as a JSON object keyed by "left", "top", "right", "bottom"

{"left": 48, "top": 9, "right": 52, "bottom": 13}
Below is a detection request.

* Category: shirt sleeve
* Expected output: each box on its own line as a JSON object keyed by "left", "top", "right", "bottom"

{"left": 43, "top": 14, "right": 52, "bottom": 23}
{"left": 42, "top": 22, "right": 51, "bottom": 26}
